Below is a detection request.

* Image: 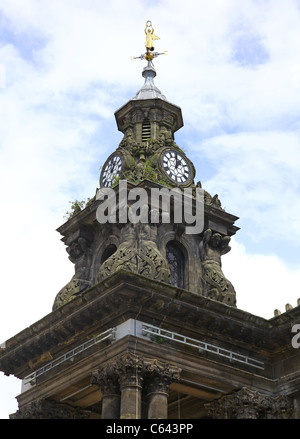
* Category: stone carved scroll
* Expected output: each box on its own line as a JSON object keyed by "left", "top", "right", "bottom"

{"left": 53, "top": 236, "right": 93, "bottom": 311}
{"left": 199, "top": 229, "right": 236, "bottom": 307}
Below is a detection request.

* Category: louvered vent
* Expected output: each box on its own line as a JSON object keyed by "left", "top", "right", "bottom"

{"left": 142, "top": 119, "right": 151, "bottom": 142}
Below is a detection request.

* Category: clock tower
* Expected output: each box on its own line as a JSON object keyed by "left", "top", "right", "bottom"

{"left": 1, "top": 21, "right": 299, "bottom": 421}
{"left": 52, "top": 20, "right": 238, "bottom": 312}
{"left": 101, "top": 59, "right": 194, "bottom": 189}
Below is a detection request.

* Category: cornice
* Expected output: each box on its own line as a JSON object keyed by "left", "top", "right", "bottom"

{"left": 1, "top": 270, "right": 299, "bottom": 379}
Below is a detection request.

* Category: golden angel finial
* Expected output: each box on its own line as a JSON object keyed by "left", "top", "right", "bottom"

{"left": 145, "top": 20, "right": 160, "bottom": 52}
{"left": 131, "top": 21, "right": 167, "bottom": 62}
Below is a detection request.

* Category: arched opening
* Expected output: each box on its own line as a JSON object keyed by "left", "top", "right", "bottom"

{"left": 166, "top": 241, "right": 185, "bottom": 289}
{"left": 101, "top": 244, "right": 117, "bottom": 264}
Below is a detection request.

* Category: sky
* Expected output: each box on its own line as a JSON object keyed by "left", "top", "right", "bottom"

{"left": 1, "top": 0, "right": 300, "bottom": 418}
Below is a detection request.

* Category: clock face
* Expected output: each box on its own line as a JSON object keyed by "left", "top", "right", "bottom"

{"left": 101, "top": 154, "right": 122, "bottom": 187}
{"left": 161, "top": 150, "right": 191, "bottom": 184}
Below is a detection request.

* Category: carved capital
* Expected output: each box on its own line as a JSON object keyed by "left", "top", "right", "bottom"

{"left": 260, "top": 394, "right": 293, "bottom": 419}
{"left": 91, "top": 366, "right": 120, "bottom": 397}
{"left": 92, "top": 354, "right": 181, "bottom": 395}
{"left": 205, "top": 387, "right": 293, "bottom": 419}
{"left": 205, "top": 387, "right": 260, "bottom": 419}
{"left": 144, "top": 359, "right": 181, "bottom": 396}
{"left": 92, "top": 353, "right": 146, "bottom": 392}
{"left": 115, "top": 353, "right": 145, "bottom": 389}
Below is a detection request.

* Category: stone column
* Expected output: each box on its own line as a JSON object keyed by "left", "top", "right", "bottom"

{"left": 144, "top": 360, "right": 181, "bottom": 419}
{"left": 146, "top": 376, "right": 170, "bottom": 419}
{"left": 91, "top": 367, "right": 120, "bottom": 419}
{"left": 116, "top": 353, "right": 144, "bottom": 419}
{"left": 92, "top": 353, "right": 181, "bottom": 420}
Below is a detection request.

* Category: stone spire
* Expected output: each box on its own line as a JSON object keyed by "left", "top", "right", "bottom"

{"left": 133, "top": 60, "right": 167, "bottom": 101}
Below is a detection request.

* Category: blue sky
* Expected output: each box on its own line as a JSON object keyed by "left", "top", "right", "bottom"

{"left": 1, "top": 0, "right": 300, "bottom": 418}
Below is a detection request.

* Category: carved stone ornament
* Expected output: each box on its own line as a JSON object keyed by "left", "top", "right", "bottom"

{"left": 98, "top": 216, "right": 171, "bottom": 284}
{"left": 143, "top": 358, "right": 181, "bottom": 396}
{"left": 90, "top": 369, "right": 120, "bottom": 397}
{"left": 53, "top": 236, "right": 93, "bottom": 310}
{"left": 199, "top": 229, "right": 236, "bottom": 307}
{"left": 92, "top": 353, "right": 145, "bottom": 391}
{"left": 52, "top": 276, "right": 90, "bottom": 311}
{"left": 10, "top": 399, "right": 91, "bottom": 419}
{"left": 91, "top": 353, "right": 181, "bottom": 394}
{"left": 205, "top": 387, "right": 293, "bottom": 419}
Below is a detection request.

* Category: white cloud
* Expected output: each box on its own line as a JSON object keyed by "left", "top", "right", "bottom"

{"left": 194, "top": 131, "right": 300, "bottom": 247}
{"left": 0, "top": 374, "right": 20, "bottom": 419}
{"left": 0, "top": 0, "right": 300, "bottom": 419}
{"left": 223, "top": 240, "right": 300, "bottom": 319}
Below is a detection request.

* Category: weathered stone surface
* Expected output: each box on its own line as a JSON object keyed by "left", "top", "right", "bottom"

{"left": 3, "top": 51, "right": 300, "bottom": 421}
{"left": 91, "top": 353, "right": 180, "bottom": 419}
{"left": 205, "top": 387, "right": 293, "bottom": 419}
{"left": 199, "top": 228, "right": 236, "bottom": 307}
{"left": 10, "top": 399, "right": 91, "bottom": 419}
{"left": 98, "top": 220, "right": 171, "bottom": 284}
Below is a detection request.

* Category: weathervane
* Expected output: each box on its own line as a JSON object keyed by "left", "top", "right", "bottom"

{"left": 131, "top": 20, "right": 167, "bottom": 62}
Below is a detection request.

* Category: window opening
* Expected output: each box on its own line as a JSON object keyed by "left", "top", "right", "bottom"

{"left": 101, "top": 244, "right": 117, "bottom": 264}
{"left": 166, "top": 241, "right": 185, "bottom": 288}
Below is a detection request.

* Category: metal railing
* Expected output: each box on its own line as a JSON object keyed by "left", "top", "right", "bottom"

{"left": 23, "top": 328, "right": 116, "bottom": 387}
{"left": 23, "top": 319, "right": 264, "bottom": 390}
{"left": 142, "top": 323, "right": 264, "bottom": 370}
